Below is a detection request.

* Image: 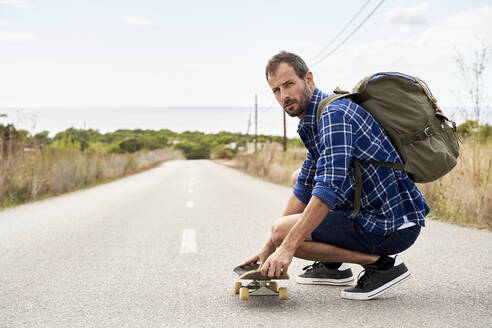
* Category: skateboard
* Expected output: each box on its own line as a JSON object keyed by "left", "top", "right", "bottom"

{"left": 232, "top": 262, "right": 289, "bottom": 300}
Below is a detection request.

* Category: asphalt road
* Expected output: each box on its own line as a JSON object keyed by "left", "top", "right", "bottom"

{"left": 0, "top": 160, "right": 490, "bottom": 327}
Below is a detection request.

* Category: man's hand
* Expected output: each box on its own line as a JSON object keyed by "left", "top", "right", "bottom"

{"left": 260, "top": 246, "right": 295, "bottom": 278}
{"left": 239, "top": 241, "right": 276, "bottom": 268}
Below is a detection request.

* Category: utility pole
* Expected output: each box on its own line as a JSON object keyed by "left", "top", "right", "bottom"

{"left": 254, "top": 94, "right": 258, "bottom": 153}
{"left": 0, "top": 114, "right": 5, "bottom": 177}
{"left": 246, "top": 113, "right": 251, "bottom": 136}
{"left": 283, "top": 110, "right": 287, "bottom": 151}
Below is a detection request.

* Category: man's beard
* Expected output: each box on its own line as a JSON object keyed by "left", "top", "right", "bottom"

{"left": 283, "top": 82, "right": 311, "bottom": 118}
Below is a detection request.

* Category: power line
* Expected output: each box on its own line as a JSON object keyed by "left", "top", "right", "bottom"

{"left": 255, "top": 1, "right": 384, "bottom": 135}
{"left": 311, "top": 0, "right": 385, "bottom": 68}
{"left": 309, "top": 0, "right": 372, "bottom": 64}
{"left": 256, "top": 1, "right": 384, "bottom": 138}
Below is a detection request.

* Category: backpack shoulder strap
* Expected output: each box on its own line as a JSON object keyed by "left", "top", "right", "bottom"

{"left": 316, "top": 88, "right": 353, "bottom": 126}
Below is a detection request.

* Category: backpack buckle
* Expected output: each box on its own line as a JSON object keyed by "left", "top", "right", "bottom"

{"left": 424, "top": 127, "right": 433, "bottom": 137}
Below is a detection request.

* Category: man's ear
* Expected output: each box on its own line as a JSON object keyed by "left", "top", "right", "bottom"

{"left": 305, "top": 71, "right": 314, "bottom": 89}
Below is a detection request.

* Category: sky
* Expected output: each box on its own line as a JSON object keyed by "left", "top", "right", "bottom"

{"left": 0, "top": 0, "right": 491, "bottom": 115}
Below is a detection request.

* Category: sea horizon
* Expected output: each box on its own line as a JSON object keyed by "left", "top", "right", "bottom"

{"left": 0, "top": 106, "right": 301, "bottom": 138}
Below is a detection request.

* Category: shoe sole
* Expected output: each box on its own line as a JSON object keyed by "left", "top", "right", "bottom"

{"left": 296, "top": 276, "right": 355, "bottom": 286}
{"left": 340, "top": 271, "right": 411, "bottom": 300}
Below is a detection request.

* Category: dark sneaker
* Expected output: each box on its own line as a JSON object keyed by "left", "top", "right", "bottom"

{"left": 296, "top": 262, "right": 354, "bottom": 285}
{"left": 341, "top": 256, "right": 411, "bottom": 300}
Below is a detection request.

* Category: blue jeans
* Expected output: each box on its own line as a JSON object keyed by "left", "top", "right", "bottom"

{"left": 310, "top": 211, "right": 421, "bottom": 255}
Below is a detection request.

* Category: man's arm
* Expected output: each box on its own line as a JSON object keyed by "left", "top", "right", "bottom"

{"left": 260, "top": 195, "right": 330, "bottom": 277}
{"left": 241, "top": 155, "right": 312, "bottom": 267}
{"left": 240, "top": 194, "right": 306, "bottom": 268}
{"left": 239, "top": 239, "right": 276, "bottom": 268}
{"left": 282, "top": 193, "right": 307, "bottom": 216}
{"left": 260, "top": 106, "right": 355, "bottom": 277}
{"left": 281, "top": 195, "right": 330, "bottom": 250}
{"left": 284, "top": 149, "right": 317, "bottom": 216}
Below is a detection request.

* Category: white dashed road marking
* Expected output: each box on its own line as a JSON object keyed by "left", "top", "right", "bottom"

{"left": 180, "top": 229, "right": 197, "bottom": 253}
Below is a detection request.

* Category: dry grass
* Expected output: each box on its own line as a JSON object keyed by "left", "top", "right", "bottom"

{"left": 0, "top": 139, "right": 183, "bottom": 207}
{"left": 225, "top": 140, "right": 492, "bottom": 230}
{"left": 227, "top": 144, "right": 306, "bottom": 186}
{"left": 418, "top": 139, "right": 492, "bottom": 229}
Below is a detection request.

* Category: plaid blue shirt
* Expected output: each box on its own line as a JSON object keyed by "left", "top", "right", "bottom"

{"left": 294, "top": 88, "right": 430, "bottom": 235}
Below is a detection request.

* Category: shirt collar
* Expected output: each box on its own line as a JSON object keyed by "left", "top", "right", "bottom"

{"left": 298, "top": 88, "right": 327, "bottom": 130}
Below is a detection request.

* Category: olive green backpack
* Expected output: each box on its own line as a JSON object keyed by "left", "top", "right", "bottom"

{"left": 316, "top": 72, "right": 460, "bottom": 217}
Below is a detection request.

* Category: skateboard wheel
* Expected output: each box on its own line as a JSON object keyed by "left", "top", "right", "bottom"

{"left": 234, "top": 282, "right": 242, "bottom": 294}
{"left": 278, "top": 287, "right": 288, "bottom": 300}
{"left": 269, "top": 282, "right": 278, "bottom": 292}
{"left": 239, "top": 287, "right": 249, "bottom": 300}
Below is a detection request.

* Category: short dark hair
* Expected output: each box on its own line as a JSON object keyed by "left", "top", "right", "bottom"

{"left": 265, "top": 51, "right": 309, "bottom": 81}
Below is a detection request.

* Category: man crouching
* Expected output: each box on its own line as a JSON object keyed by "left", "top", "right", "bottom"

{"left": 240, "top": 51, "right": 429, "bottom": 300}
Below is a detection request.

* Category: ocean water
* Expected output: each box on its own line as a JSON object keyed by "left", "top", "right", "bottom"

{"left": 0, "top": 106, "right": 301, "bottom": 138}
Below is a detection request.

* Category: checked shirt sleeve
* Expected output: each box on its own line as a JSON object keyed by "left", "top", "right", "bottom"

{"left": 312, "top": 106, "right": 354, "bottom": 209}
{"left": 293, "top": 150, "right": 316, "bottom": 204}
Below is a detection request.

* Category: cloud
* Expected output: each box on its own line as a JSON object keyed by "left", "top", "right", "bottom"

{"left": 0, "top": 31, "right": 37, "bottom": 42}
{"left": 0, "top": 0, "right": 35, "bottom": 9}
{"left": 0, "top": 20, "right": 8, "bottom": 25}
{"left": 316, "top": 5, "right": 492, "bottom": 110}
{"left": 385, "top": 3, "right": 429, "bottom": 26}
{"left": 121, "top": 16, "right": 157, "bottom": 26}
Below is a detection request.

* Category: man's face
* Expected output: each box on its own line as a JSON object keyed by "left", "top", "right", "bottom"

{"left": 267, "top": 62, "right": 314, "bottom": 120}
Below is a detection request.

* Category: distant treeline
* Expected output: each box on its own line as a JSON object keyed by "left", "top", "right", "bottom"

{"left": 0, "top": 125, "right": 305, "bottom": 159}
{"left": 1, "top": 120, "right": 489, "bottom": 160}
{"left": 456, "top": 120, "right": 492, "bottom": 142}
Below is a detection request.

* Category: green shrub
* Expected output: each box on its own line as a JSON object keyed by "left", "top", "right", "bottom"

{"left": 211, "top": 144, "right": 235, "bottom": 159}
{"left": 119, "top": 138, "right": 144, "bottom": 153}
{"left": 457, "top": 120, "right": 492, "bottom": 143}
{"left": 177, "top": 140, "right": 211, "bottom": 159}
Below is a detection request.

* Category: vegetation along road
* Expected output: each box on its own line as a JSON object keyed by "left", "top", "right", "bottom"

{"left": 0, "top": 160, "right": 490, "bottom": 327}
